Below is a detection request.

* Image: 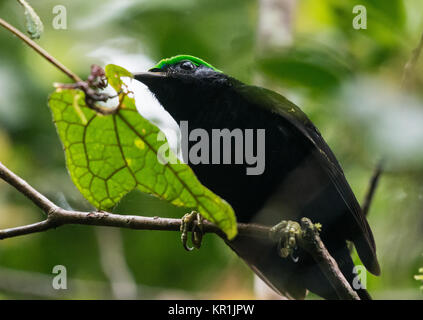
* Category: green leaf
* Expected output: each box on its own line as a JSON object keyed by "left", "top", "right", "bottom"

{"left": 17, "top": 0, "right": 44, "bottom": 40}
{"left": 105, "top": 64, "right": 133, "bottom": 91}
{"left": 48, "top": 65, "right": 237, "bottom": 239}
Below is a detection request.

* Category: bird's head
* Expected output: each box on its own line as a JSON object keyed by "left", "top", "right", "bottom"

{"left": 136, "top": 54, "right": 224, "bottom": 84}
{"left": 134, "top": 55, "right": 232, "bottom": 122}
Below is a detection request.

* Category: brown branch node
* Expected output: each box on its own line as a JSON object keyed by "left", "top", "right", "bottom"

{"left": 55, "top": 64, "right": 121, "bottom": 115}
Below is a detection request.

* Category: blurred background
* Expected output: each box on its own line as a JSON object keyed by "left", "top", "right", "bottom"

{"left": 0, "top": 0, "right": 422, "bottom": 299}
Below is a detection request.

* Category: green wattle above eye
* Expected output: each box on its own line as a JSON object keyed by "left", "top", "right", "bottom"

{"left": 152, "top": 54, "right": 222, "bottom": 73}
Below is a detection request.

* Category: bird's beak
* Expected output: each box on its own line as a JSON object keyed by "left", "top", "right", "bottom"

{"left": 133, "top": 71, "right": 168, "bottom": 86}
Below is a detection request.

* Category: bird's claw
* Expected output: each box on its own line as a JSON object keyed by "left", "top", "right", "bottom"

{"left": 180, "top": 211, "right": 204, "bottom": 251}
{"left": 270, "top": 218, "right": 323, "bottom": 260}
{"left": 270, "top": 220, "right": 302, "bottom": 258}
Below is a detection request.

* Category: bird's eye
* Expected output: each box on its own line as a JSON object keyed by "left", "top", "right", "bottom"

{"left": 179, "top": 60, "right": 196, "bottom": 71}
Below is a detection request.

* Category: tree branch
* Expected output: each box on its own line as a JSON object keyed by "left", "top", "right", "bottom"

{"left": 0, "top": 161, "right": 359, "bottom": 299}
{"left": 361, "top": 160, "right": 383, "bottom": 217}
{"left": 298, "top": 218, "right": 360, "bottom": 300}
{"left": 0, "top": 161, "right": 268, "bottom": 240}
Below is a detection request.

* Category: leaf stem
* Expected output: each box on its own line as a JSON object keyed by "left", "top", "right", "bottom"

{"left": 0, "top": 17, "right": 82, "bottom": 82}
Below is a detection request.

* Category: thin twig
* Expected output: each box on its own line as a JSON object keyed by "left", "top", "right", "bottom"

{"left": 0, "top": 18, "right": 122, "bottom": 116}
{"left": 361, "top": 160, "right": 384, "bottom": 217}
{"left": 0, "top": 17, "right": 81, "bottom": 83}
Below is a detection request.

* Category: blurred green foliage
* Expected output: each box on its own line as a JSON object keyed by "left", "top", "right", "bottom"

{"left": 0, "top": 0, "right": 422, "bottom": 299}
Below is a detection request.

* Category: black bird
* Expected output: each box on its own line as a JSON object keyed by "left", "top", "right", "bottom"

{"left": 134, "top": 55, "right": 380, "bottom": 300}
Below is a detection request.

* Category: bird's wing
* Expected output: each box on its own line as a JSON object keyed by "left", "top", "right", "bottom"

{"left": 237, "top": 84, "right": 380, "bottom": 275}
